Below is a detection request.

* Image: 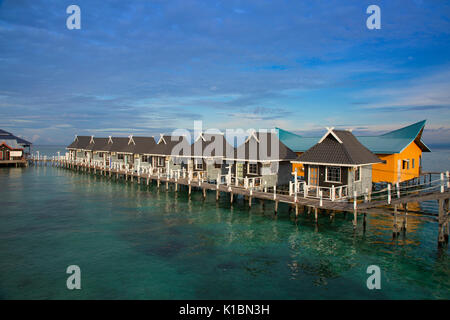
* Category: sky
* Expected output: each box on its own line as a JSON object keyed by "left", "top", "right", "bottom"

{"left": 0, "top": 0, "right": 449, "bottom": 146}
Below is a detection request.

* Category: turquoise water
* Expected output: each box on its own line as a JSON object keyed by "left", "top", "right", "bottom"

{"left": 0, "top": 148, "right": 449, "bottom": 299}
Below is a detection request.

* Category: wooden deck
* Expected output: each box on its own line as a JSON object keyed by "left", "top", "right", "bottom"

{"left": 30, "top": 158, "right": 450, "bottom": 247}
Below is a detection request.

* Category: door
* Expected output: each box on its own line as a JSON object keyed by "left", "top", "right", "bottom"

{"left": 309, "top": 166, "right": 319, "bottom": 186}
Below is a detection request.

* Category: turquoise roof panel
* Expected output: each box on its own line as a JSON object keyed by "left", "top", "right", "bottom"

{"left": 276, "top": 120, "right": 430, "bottom": 154}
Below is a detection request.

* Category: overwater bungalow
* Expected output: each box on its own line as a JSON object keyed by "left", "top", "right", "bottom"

{"left": 292, "top": 128, "right": 382, "bottom": 198}
{"left": 0, "top": 129, "right": 32, "bottom": 163}
{"left": 84, "top": 136, "right": 110, "bottom": 167}
{"left": 188, "top": 132, "right": 235, "bottom": 181}
{"left": 277, "top": 120, "right": 431, "bottom": 183}
{"left": 124, "top": 136, "right": 157, "bottom": 174}
{"left": 224, "top": 130, "right": 297, "bottom": 188}
{"left": 146, "top": 134, "right": 191, "bottom": 175}
{"left": 66, "top": 135, "right": 92, "bottom": 163}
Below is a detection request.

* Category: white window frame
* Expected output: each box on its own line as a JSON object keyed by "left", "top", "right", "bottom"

{"left": 195, "top": 159, "right": 203, "bottom": 170}
{"left": 354, "top": 166, "right": 361, "bottom": 182}
{"left": 247, "top": 162, "right": 258, "bottom": 175}
{"left": 325, "top": 166, "right": 341, "bottom": 183}
{"left": 157, "top": 156, "right": 165, "bottom": 167}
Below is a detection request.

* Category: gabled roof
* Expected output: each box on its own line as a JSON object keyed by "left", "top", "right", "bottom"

{"left": 357, "top": 120, "right": 430, "bottom": 153}
{"left": 125, "top": 136, "right": 156, "bottom": 154}
{"left": 66, "top": 135, "right": 91, "bottom": 150}
{"left": 191, "top": 132, "right": 235, "bottom": 158}
{"left": 0, "top": 129, "right": 32, "bottom": 146}
{"left": 276, "top": 127, "right": 317, "bottom": 152}
{"left": 107, "top": 137, "right": 131, "bottom": 153}
{"left": 295, "top": 129, "right": 382, "bottom": 166}
{"left": 85, "top": 137, "right": 109, "bottom": 152}
{"left": 234, "top": 130, "right": 297, "bottom": 161}
{"left": 151, "top": 135, "right": 190, "bottom": 156}
{"left": 277, "top": 120, "right": 431, "bottom": 154}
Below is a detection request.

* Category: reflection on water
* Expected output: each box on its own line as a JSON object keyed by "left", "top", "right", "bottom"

{"left": 0, "top": 166, "right": 449, "bottom": 299}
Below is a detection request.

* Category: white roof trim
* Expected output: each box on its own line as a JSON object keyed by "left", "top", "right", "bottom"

{"left": 318, "top": 127, "right": 343, "bottom": 144}
{"left": 244, "top": 130, "right": 260, "bottom": 144}
{"left": 108, "top": 136, "right": 113, "bottom": 144}
{"left": 128, "top": 135, "right": 135, "bottom": 145}
{"left": 89, "top": 135, "right": 95, "bottom": 144}
{"left": 195, "top": 132, "right": 206, "bottom": 142}
{"left": 157, "top": 134, "right": 167, "bottom": 144}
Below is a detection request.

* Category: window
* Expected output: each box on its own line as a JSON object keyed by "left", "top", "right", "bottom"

{"left": 248, "top": 163, "right": 258, "bottom": 175}
{"left": 118, "top": 154, "right": 124, "bottom": 160}
{"left": 355, "top": 166, "right": 360, "bottom": 182}
{"left": 214, "top": 161, "right": 222, "bottom": 169}
{"left": 157, "top": 157, "right": 165, "bottom": 167}
{"left": 195, "top": 159, "right": 203, "bottom": 170}
{"left": 326, "top": 166, "right": 341, "bottom": 183}
{"left": 412, "top": 158, "right": 415, "bottom": 169}
{"left": 402, "top": 159, "right": 410, "bottom": 170}
{"left": 142, "top": 155, "right": 148, "bottom": 162}
{"left": 98, "top": 152, "right": 103, "bottom": 158}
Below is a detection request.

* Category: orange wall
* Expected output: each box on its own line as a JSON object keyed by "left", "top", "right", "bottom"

{"left": 292, "top": 152, "right": 305, "bottom": 176}
{"left": 372, "top": 142, "right": 422, "bottom": 183}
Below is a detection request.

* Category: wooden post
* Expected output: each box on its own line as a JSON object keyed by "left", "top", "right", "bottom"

{"left": 446, "top": 171, "right": 449, "bottom": 189}
{"left": 319, "top": 190, "right": 323, "bottom": 207}
{"left": 230, "top": 192, "right": 234, "bottom": 204}
{"left": 388, "top": 183, "right": 391, "bottom": 204}
{"left": 444, "top": 199, "right": 449, "bottom": 243}
{"left": 393, "top": 204, "right": 399, "bottom": 238}
{"left": 249, "top": 189, "right": 252, "bottom": 208}
{"left": 295, "top": 203, "right": 299, "bottom": 217}
{"left": 203, "top": 187, "right": 206, "bottom": 199}
{"left": 353, "top": 190, "right": 357, "bottom": 229}
{"left": 274, "top": 200, "right": 279, "bottom": 214}
{"left": 396, "top": 182, "right": 400, "bottom": 198}
{"left": 441, "top": 173, "right": 445, "bottom": 193}
{"left": 402, "top": 203, "right": 408, "bottom": 232}
{"left": 438, "top": 199, "right": 445, "bottom": 246}
{"left": 314, "top": 207, "right": 318, "bottom": 223}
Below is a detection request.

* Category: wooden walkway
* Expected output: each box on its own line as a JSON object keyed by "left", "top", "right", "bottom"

{"left": 30, "top": 158, "right": 450, "bottom": 247}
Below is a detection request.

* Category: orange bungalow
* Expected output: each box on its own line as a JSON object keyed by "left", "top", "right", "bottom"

{"left": 277, "top": 120, "right": 431, "bottom": 184}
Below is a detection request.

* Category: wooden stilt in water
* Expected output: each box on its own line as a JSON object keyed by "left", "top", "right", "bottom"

{"left": 314, "top": 207, "right": 318, "bottom": 223}
{"left": 202, "top": 188, "right": 206, "bottom": 199}
{"left": 437, "top": 199, "right": 449, "bottom": 247}
{"left": 166, "top": 181, "right": 168, "bottom": 191}
{"left": 402, "top": 203, "right": 408, "bottom": 232}
{"left": 230, "top": 192, "right": 234, "bottom": 204}
{"left": 188, "top": 184, "right": 192, "bottom": 197}
{"left": 393, "top": 205, "right": 399, "bottom": 238}
{"left": 295, "top": 203, "right": 299, "bottom": 217}
{"left": 274, "top": 200, "right": 279, "bottom": 214}
{"left": 216, "top": 189, "right": 220, "bottom": 201}
{"left": 363, "top": 212, "right": 367, "bottom": 231}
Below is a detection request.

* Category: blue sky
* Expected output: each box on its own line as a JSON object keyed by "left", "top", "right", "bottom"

{"left": 0, "top": 0, "right": 449, "bottom": 146}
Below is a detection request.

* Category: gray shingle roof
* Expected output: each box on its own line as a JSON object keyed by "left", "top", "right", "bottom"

{"left": 296, "top": 130, "right": 382, "bottom": 165}
{"left": 234, "top": 131, "right": 297, "bottom": 161}
{"left": 67, "top": 136, "right": 91, "bottom": 150}
{"left": 191, "top": 133, "right": 235, "bottom": 158}
{"left": 151, "top": 135, "right": 191, "bottom": 156}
